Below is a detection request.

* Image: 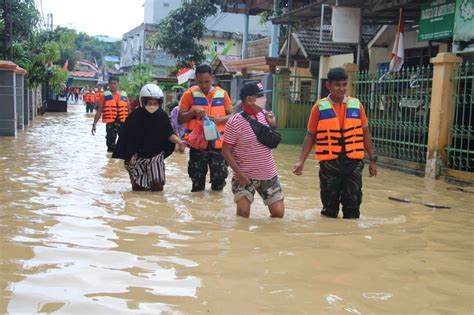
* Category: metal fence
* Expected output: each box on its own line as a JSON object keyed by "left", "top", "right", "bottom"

{"left": 273, "top": 74, "right": 318, "bottom": 129}
{"left": 447, "top": 62, "right": 473, "bottom": 172}
{"left": 354, "top": 66, "right": 433, "bottom": 164}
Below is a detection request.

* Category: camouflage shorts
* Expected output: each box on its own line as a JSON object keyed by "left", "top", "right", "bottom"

{"left": 231, "top": 175, "right": 284, "bottom": 206}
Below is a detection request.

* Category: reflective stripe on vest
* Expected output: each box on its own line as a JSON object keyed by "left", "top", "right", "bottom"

{"left": 102, "top": 91, "right": 128, "bottom": 123}
{"left": 314, "top": 97, "right": 364, "bottom": 161}
{"left": 185, "top": 87, "right": 227, "bottom": 149}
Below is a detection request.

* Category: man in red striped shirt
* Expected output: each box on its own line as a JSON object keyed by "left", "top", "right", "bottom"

{"left": 222, "top": 82, "right": 285, "bottom": 218}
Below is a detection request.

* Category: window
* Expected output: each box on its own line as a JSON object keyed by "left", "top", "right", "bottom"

{"left": 404, "top": 46, "right": 439, "bottom": 68}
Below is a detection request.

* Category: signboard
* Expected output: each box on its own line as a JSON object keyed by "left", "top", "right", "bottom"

{"left": 418, "top": 0, "right": 456, "bottom": 42}
{"left": 331, "top": 7, "right": 361, "bottom": 43}
{"left": 453, "top": 0, "right": 474, "bottom": 41}
{"left": 453, "top": 0, "right": 474, "bottom": 53}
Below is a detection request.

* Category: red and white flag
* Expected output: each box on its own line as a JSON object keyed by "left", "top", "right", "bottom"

{"left": 62, "top": 59, "right": 69, "bottom": 70}
{"left": 177, "top": 68, "right": 194, "bottom": 84}
{"left": 389, "top": 8, "right": 404, "bottom": 72}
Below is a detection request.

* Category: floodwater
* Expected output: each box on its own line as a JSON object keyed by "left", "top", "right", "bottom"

{"left": 0, "top": 104, "right": 473, "bottom": 314}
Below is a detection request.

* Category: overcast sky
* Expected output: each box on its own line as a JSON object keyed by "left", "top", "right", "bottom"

{"left": 35, "top": 0, "right": 145, "bottom": 39}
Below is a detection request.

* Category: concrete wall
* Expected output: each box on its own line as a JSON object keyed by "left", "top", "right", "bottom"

{"left": 0, "top": 71, "right": 17, "bottom": 136}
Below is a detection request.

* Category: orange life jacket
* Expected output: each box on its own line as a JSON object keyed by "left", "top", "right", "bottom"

{"left": 314, "top": 97, "right": 365, "bottom": 161}
{"left": 95, "top": 91, "right": 104, "bottom": 105}
{"left": 85, "top": 92, "right": 96, "bottom": 103}
{"left": 102, "top": 90, "right": 128, "bottom": 123}
{"left": 184, "top": 86, "right": 227, "bottom": 149}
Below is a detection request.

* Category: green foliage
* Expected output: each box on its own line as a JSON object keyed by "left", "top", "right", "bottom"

{"left": 25, "top": 41, "right": 62, "bottom": 88}
{"left": 0, "top": 0, "right": 40, "bottom": 59}
{"left": 48, "top": 67, "right": 69, "bottom": 93}
{"left": 119, "top": 64, "right": 157, "bottom": 99}
{"left": 0, "top": 1, "right": 121, "bottom": 92}
{"left": 154, "top": 0, "right": 224, "bottom": 68}
{"left": 258, "top": 11, "right": 270, "bottom": 25}
{"left": 158, "top": 82, "right": 184, "bottom": 92}
{"left": 54, "top": 27, "right": 121, "bottom": 68}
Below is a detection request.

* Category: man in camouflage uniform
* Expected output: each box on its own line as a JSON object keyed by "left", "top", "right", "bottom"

{"left": 293, "top": 68, "right": 377, "bottom": 219}
{"left": 178, "top": 64, "right": 233, "bottom": 192}
{"left": 188, "top": 148, "right": 229, "bottom": 191}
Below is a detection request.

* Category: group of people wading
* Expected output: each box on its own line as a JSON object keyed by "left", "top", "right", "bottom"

{"left": 91, "top": 64, "right": 377, "bottom": 219}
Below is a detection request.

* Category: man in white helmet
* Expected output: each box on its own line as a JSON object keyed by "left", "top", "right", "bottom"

{"left": 113, "top": 84, "right": 185, "bottom": 191}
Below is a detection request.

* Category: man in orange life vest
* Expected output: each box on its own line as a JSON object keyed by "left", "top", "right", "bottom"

{"left": 293, "top": 67, "right": 377, "bottom": 219}
{"left": 91, "top": 76, "right": 130, "bottom": 152}
{"left": 178, "top": 64, "right": 233, "bottom": 192}
{"left": 84, "top": 86, "right": 97, "bottom": 113}
{"left": 95, "top": 85, "right": 104, "bottom": 111}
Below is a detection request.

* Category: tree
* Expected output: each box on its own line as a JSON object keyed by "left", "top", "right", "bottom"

{"left": 154, "top": 0, "right": 223, "bottom": 68}
{"left": 0, "top": 0, "right": 40, "bottom": 60}
{"left": 119, "top": 64, "right": 157, "bottom": 99}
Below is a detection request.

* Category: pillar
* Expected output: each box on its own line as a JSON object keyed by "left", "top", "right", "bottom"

{"left": 29, "top": 88, "right": 35, "bottom": 121}
{"left": 23, "top": 79, "right": 30, "bottom": 126}
{"left": 269, "top": 0, "right": 280, "bottom": 58}
{"left": 15, "top": 67, "right": 26, "bottom": 130}
{"left": 0, "top": 61, "right": 17, "bottom": 136}
{"left": 425, "top": 53, "right": 462, "bottom": 179}
{"left": 274, "top": 68, "right": 290, "bottom": 128}
{"left": 241, "top": 14, "right": 249, "bottom": 60}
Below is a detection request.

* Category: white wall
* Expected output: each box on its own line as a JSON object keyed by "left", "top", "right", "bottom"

{"left": 144, "top": 0, "right": 181, "bottom": 24}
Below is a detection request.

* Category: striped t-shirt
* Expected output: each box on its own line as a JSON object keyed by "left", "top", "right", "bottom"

{"left": 224, "top": 111, "right": 278, "bottom": 180}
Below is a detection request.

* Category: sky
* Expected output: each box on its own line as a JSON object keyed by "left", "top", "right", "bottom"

{"left": 35, "top": 0, "right": 145, "bottom": 39}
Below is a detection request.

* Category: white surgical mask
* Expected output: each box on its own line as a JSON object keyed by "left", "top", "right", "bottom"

{"left": 255, "top": 96, "right": 267, "bottom": 109}
{"left": 145, "top": 105, "right": 159, "bottom": 114}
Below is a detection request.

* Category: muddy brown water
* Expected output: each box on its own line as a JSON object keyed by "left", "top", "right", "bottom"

{"left": 1, "top": 105, "right": 473, "bottom": 314}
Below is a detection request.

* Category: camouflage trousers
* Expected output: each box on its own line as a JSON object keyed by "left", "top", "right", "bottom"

{"left": 319, "top": 157, "right": 364, "bottom": 219}
{"left": 188, "top": 147, "right": 228, "bottom": 192}
{"left": 106, "top": 121, "right": 122, "bottom": 151}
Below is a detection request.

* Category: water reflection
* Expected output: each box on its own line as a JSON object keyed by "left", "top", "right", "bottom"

{"left": 0, "top": 105, "right": 472, "bottom": 313}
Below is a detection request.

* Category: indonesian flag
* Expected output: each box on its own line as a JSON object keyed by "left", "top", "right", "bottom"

{"left": 62, "top": 59, "right": 69, "bottom": 70}
{"left": 389, "top": 8, "right": 404, "bottom": 72}
{"left": 177, "top": 68, "right": 194, "bottom": 84}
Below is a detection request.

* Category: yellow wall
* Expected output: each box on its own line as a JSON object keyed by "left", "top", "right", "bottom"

{"left": 369, "top": 47, "right": 390, "bottom": 72}
{"left": 295, "top": 67, "right": 311, "bottom": 77}
{"left": 319, "top": 54, "right": 353, "bottom": 79}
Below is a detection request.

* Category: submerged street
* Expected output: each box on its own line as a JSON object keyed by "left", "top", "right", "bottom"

{"left": 0, "top": 104, "right": 473, "bottom": 314}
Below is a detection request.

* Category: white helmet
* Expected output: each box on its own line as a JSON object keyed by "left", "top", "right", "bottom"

{"left": 139, "top": 84, "right": 164, "bottom": 107}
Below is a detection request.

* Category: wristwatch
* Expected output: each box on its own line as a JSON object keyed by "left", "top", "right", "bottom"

{"left": 369, "top": 155, "right": 378, "bottom": 162}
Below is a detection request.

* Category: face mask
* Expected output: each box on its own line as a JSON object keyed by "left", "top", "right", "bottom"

{"left": 145, "top": 105, "right": 159, "bottom": 114}
{"left": 255, "top": 96, "right": 267, "bottom": 109}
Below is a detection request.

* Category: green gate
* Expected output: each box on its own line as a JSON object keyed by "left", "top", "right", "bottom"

{"left": 446, "top": 62, "right": 473, "bottom": 172}
{"left": 354, "top": 66, "right": 433, "bottom": 164}
{"left": 272, "top": 74, "right": 318, "bottom": 144}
